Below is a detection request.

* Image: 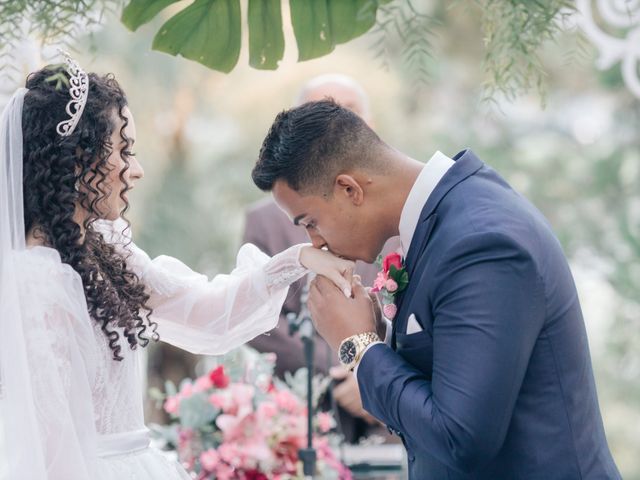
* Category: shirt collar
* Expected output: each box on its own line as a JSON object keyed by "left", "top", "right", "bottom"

{"left": 399, "top": 151, "right": 455, "bottom": 255}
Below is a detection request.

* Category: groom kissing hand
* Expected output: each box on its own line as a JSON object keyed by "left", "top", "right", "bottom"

{"left": 252, "top": 100, "right": 621, "bottom": 479}
{"left": 306, "top": 275, "right": 384, "bottom": 353}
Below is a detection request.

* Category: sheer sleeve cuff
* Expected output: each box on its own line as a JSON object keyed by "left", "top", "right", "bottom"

{"left": 264, "top": 243, "right": 310, "bottom": 291}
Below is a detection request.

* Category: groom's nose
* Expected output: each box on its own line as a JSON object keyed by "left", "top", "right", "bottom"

{"left": 309, "top": 231, "right": 327, "bottom": 250}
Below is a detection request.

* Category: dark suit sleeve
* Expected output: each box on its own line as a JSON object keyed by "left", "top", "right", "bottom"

{"left": 357, "top": 232, "right": 545, "bottom": 473}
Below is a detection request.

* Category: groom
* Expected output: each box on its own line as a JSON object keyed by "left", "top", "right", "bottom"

{"left": 252, "top": 100, "right": 621, "bottom": 479}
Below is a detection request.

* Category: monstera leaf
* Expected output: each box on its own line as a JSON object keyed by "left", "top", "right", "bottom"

{"left": 289, "top": 0, "right": 381, "bottom": 61}
{"left": 248, "top": 0, "right": 285, "bottom": 69}
{"left": 121, "top": 0, "right": 391, "bottom": 72}
{"left": 152, "top": 0, "right": 241, "bottom": 73}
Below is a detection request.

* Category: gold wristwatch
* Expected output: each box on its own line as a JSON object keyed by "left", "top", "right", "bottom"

{"left": 338, "top": 332, "right": 381, "bottom": 371}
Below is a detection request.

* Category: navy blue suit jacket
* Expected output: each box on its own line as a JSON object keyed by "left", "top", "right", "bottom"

{"left": 358, "top": 150, "right": 620, "bottom": 479}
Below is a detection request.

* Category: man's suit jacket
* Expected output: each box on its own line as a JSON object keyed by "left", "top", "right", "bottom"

{"left": 358, "top": 150, "right": 620, "bottom": 479}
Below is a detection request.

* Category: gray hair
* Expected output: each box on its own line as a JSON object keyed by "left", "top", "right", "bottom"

{"left": 295, "top": 73, "right": 370, "bottom": 120}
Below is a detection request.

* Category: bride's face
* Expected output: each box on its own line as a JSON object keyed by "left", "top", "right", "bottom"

{"left": 85, "top": 106, "right": 144, "bottom": 221}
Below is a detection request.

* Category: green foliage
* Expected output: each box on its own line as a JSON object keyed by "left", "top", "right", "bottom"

{"left": 121, "top": 0, "right": 181, "bottom": 31}
{"left": 121, "top": 0, "right": 387, "bottom": 71}
{"left": 248, "top": 0, "right": 285, "bottom": 69}
{"left": 389, "top": 265, "right": 409, "bottom": 292}
{"left": 151, "top": 0, "right": 242, "bottom": 73}
{"left": 369, "top": 0, "right": 437, "bottom": 93}
{"left": 0, "top": 0, "right": 118, "bottom": 80}
{"left": 477, "top": 0, "right": 576, "bottom": 104}
{"left": 0, "top": 0, "right": 586, "bottom": 102}
{"left": 289, "top": 0, "right": 381, "bottom": 61}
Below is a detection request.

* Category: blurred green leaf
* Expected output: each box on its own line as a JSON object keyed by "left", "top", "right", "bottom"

{"left": 121, "top": 0, "right": 181, "bottom": 31}
{"left": 290, "top": 0, "right": 381, "bottom": 61}
{"left": 152, "top": 0, "right": 241, "bottom": 73}
{"left": 248, "top": 0, "right": 284, "bottom": 69}
{"left": 164, "top": 380, "right": 177, "bottom": 397}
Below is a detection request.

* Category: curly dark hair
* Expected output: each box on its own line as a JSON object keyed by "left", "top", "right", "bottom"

{"left": 21, "top": 65, "right": 158, "bottom": 361}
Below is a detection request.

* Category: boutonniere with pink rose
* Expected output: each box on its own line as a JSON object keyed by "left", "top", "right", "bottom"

{"left": 371, "top": 252, "right": 409, "bottom": 320}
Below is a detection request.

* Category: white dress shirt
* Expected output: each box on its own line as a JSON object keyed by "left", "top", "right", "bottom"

{"left": 354, "top": 151, "right": 455, "bottom": 376}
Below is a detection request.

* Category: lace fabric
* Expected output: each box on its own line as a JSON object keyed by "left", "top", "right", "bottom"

{"left": 96, "top": 219, "right": 310, "bottom": 355}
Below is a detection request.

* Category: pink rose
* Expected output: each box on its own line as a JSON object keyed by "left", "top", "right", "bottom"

{"left": 371, "top": 271, "right": 388, "bottom": 293}
{"left": 230, "top": 384, "right": 255, "bottom": 408}
{"left": 215, "top": 462, "right": 235, "bottom": 480}
{"left": 163, "top": 395, "right": 179, "bottom": 415}
{"left": 179, "top": 382, "right": 194, "bottom": 399}
{"left": 218, "top": 443, "right": 242, "bottom": 466}
{"left": 257, "top": 401, "right": 278, "bottom": 420}
{"left": 194, "top": 375, "right": 213, "bottom": 392}
{"left": 385, "top": 278, "right": 398, "bottom": 293}
{"left": 274, "top": 389, "right": 301, "bottom": 413}
{"left": 209, "top": 393, "right": 228, "bottom": 410}
{"left": 383, "top": 303, "right": 397, "bottom": 320}
{"left": 200, "top": 449, "right": 220, "bottom": 471}
{"left": 317, "top": 412, "right": 334, "bottom": 433}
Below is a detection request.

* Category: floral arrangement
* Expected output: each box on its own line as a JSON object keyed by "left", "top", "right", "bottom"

{"left": 371, "top": 252, "right": 409, "bottom": 320}
{"left": 150, "top": 347, "right": 352, "bottom": 480}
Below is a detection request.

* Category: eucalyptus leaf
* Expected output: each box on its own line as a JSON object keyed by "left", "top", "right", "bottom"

{"left": 164, "top": 380, "right": 177, "bottom": 397}
{"left": 148, "top": 387, "right": 165, "bottom": 402}
{"left": 152, "top": 0, "right": 241, "bottom": 73}
{"left": 45, "top": 71, "right": 69, "bottom": 90}
{"left": 178, "top": 393, "right": 218, "bottom": 429}
{"left": 121, "top": 0, "right": 181, "bottom": 31}
{"left": 248, "top": 0, "right": 284, "bottom": 69}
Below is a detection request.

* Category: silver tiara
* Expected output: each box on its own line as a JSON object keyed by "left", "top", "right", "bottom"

{"left": 56, "top": 50, "right": 89, "bottom": 137}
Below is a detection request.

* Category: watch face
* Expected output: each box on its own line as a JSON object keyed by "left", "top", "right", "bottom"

{"left": 339, "top": 340, "right": 357, "bottom": 365}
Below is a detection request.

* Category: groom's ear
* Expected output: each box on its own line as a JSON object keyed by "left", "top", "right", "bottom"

{"left": 334, "top": 174, "right": 364, "bottom": 206}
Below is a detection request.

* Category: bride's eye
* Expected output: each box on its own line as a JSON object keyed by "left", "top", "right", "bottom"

{"left": 123, "top": 150, "right": 137, "bottom": 158}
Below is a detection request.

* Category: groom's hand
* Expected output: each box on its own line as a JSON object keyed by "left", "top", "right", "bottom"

{"left": 308, "top": 276, "right": 376, "bottom": 352}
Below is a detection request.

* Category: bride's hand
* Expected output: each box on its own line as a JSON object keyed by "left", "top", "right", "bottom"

{"left": 300, "top": 246, "right": 355, "bottom": 298}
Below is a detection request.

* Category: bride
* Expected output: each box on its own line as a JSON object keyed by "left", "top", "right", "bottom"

{"left": 0, "top": 54, "right": 355, "bottom": 479}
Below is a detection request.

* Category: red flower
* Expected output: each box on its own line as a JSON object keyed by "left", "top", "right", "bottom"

{"left": 244, "top": 470, "right": 268, "bottom": 480}
{"left": 382, "top": 252, "right": 403, "bottom": 274}
{"left": 209, "top": 366, "right": 230, "bottom": 389}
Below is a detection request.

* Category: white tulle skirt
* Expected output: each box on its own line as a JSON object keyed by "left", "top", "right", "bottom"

{"left": 95, "top": 430, "right": 190, "bottom": 480}
{"left": 96, "top": 448, "right": 191, "bottom": 480}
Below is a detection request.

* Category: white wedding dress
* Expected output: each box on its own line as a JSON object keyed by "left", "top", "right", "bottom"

{"left": 1, "top": 219, "right": 308, "bottom": 480}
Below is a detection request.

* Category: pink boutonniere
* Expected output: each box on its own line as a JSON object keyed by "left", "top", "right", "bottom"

{"left": 371, "top": 252, "right": 409, "bottom": 320}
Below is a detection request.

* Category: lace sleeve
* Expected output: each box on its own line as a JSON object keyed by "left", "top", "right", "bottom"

{"left": 95, "top": 219, "right": 310, "bottom": 355}
{"left": 135, "top": 243, "right": 310, "bottom": 355}
{"left": 96, "top": 222, "right": 307, "bottom": 355}
{"left": 263, "top": 243, "right": 309, "bottom": 291}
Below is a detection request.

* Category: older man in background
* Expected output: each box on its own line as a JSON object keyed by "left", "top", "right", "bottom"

{"left": 244, "top": 74, "right": 399, "bottom": 443}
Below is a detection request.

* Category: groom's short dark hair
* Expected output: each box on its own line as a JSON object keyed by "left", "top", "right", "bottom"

{"left": 253, "top": 100, "right": 386, "bottom": 194}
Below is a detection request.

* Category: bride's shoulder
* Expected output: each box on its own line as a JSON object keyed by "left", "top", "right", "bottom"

{"left": 15, "top": 246, "right": 86, "bottom": 304}
{"left": 18, "top": 244, "right": 65, "bottom": 271}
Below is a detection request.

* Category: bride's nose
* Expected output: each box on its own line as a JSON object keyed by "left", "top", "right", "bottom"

{"left": 129, "top": 156, "right": 144, "bottom": 181}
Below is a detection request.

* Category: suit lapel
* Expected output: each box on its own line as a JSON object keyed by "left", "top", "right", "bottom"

{"left": 391, "top": 149, "right": 484, "bottom": 349}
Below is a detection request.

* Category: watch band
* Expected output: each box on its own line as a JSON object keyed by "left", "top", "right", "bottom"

{"left": 338, "top": 332, "right": 381, "bottom": 371}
